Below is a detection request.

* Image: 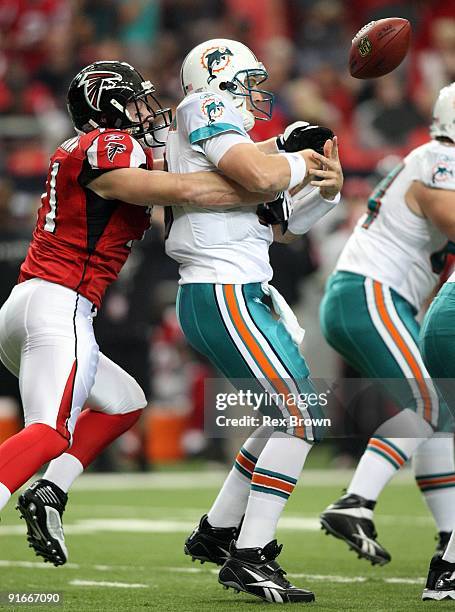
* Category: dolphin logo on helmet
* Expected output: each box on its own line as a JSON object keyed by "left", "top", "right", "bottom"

{"left": 202, "top": 47, "right": 234, "bottom": 84}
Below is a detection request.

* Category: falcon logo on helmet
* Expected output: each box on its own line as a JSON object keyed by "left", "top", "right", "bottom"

{"left": 201, "top": 47, "right": 233, "bottom": 84}
{"left": 77, "top": 71, "right": 123, "bottom": 111}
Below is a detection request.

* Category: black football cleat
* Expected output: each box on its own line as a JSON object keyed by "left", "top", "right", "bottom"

{"left": 320, "top": 493, "right": 391, "bottom": 566}
{"left": 218, "top": 539, "right": 315, "bottom": 603}
{"left": 184, "top": 514, "right": 238, "bottom": 565}
{"left": 16, "top": 479, "right": 68, "bottom": 566}
{"left": 422, "top": 553, "right": 455, "bottom": 600}
{"left": 435, "top": 531, "right": 452, "bottom": 556}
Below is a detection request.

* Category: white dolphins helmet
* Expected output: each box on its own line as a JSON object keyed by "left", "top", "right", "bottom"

{"left": 430, "top": 82, "right": 455, "bottom": 143}
{"left": 180, "top": 38, "right": 274, "bottom": 132}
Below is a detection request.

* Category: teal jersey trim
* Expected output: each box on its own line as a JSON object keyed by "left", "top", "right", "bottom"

{"left": 189, "top": 123, "right": 245, "bottom": 144}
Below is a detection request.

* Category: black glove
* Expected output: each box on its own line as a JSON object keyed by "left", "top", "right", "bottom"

{"left": 257, "top": 192, "right": 293, "bottom": 235}
{"left": 277, "top": 121, "right": 334, "bottom": 155}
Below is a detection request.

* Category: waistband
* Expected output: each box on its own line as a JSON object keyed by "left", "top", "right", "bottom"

{"left": 16, "top": 278, "right": 97, "bottom": 316}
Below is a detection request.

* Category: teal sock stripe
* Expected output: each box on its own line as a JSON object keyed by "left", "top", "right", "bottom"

{"left": 233, "top": 447, "right": 257, "bottom": 480}
{"left": 372, "top": 436, "right": 408, "bottom": 462}
{"left": 234, "top": 462, "right": 252, "bottom": 480}
{"left": 418, "top": 482, "right": 455, "bottom": 492}
{"left": 367, "top": 445, "right": 401, "bottom": 470}
{"left": 240, "top": 447, "right": 258, "bottom": 464}
{"left": 251, "top": 484, "right": 290, "bottom": 500}
{"left": 254, "top": 467, "right": 298, "bottom": 485}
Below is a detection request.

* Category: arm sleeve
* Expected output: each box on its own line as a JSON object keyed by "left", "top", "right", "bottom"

{"left": 287, "top": 186, "right": 341, "bottom": 235}
{"left": 179, "top": 93, "right": 252, "bottom": 166}
{"left": 79, "top": 130, "right": 147, "bottom": 187}
{"left": 420, "top": 146, "right": 455, "bottom": 191}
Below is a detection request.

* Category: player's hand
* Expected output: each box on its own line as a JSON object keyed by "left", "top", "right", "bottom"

{"left": 257, "top": 191, "right": 293, "bottom": 234}
{"left": 277, "top": 121, "right": 335, "bottom": 155}
{"left": 309, "top": 137, "right": 343, "bottom": 200}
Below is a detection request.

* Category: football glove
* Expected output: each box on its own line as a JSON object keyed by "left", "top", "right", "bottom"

{"left": 257, "top": 191, "right": 293, "bottom": 235}
{"left": 277, "top": 121, "right": 334, "bottom": 155}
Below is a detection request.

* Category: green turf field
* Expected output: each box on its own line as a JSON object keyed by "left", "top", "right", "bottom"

{"left": 0, "top": 469, "right": 440, "bottom": 611}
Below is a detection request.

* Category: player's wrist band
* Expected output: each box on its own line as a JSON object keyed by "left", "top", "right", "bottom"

{"left": 280, "top": 152, "right": 307, "bottom": 190}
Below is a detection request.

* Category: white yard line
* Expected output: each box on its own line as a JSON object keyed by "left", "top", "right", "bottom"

{"left": 0, "top": 517, "right": 320, "bottom": 535}
{"left": 69, "top": 580, "right": 148, "bottom": 589}
{"left": 0, "top": 559, "right": 80, "bottom": 570}
{"left": 64, "top": 469, "right": 415, "bottom": 491}
{"left": 0, "top": 559, "right": 145, "bottom": 572}
{"left": 0, "top": 559, "right": 425, "bottom": 587}
{"left": 0, "top": 514, "right": 431, "bottom": 536}
{"left": 162, "top": 566, "right": 425, "bottom": 585}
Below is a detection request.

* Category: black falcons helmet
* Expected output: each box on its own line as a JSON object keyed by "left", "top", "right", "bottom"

{"left": 67, "top": 61, "right": 172, "bottom": 146}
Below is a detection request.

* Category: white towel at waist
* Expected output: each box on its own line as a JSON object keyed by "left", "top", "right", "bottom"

{"left": 261, "top": 282, "right": 305, "bottom": 351}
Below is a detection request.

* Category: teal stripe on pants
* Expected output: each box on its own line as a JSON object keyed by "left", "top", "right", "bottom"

{"left": 177, "top": 283, "right": 322, "bottom": 441}
{"left": 320, "top": 271, "right": 443, "bottom": 428}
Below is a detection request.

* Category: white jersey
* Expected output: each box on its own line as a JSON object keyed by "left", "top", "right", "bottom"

{"left": 336, "top": 140, "right": 455, "bottom": 310}
{"left": 165, "top": 92, "right": 273, "bottom": 285}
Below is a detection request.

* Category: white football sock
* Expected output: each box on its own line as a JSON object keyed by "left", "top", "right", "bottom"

{"left": 0, "top": 481, "right": 11, "bottom": 512}
{"left": 443, "top": 531, "right": 455, "bottom": 563}
{"left": 347, "top": 410, "right": 433, "bottom": 501}
{"left": 413, "top": 435, "right": 455, "bottom": 533}
{"left": 43, "top": 453, "right": 84, "bottom": 493}
{"left": 348, "top": 410, "right": 433, "bottom": 501}
{"left": 207, "top": 426, "right": 271, "bottom": 528}
{"left": 236, "top": 432, "right": 312, "bottom": 549}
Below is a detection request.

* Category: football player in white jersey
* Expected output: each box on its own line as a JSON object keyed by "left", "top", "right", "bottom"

{"left": 165, "top": 38, "right": 343, "bottom": 603}
{"left": 319, "top": 83, "right": 455, "bottom": 566}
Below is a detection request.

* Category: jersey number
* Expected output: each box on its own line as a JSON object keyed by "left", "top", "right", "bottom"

{"left": 362, "top": 162, "right": 404, "bottom": 229}
{"left": 44, "top": 161, "right": 60, "bottom": 234}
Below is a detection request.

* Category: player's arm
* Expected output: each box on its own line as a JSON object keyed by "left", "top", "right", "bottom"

{"left": 151, "top": 158, "right": 165, "bottom": 171}
{"left": 255, "top": 138, "right": 280, "bottom": 154}
{"left": 408, "top": 181, "right": 455, "bottom": 240}
{"left": 269, "top": 138, "right": 343, "bottom": 243}
{"left": 217, "top": 144, "right": 317, "bottom": 193}
{"left": 87, "top": 167, "right": 275, "bottom": 208}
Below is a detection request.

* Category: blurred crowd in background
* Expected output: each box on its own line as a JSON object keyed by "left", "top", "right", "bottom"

{"left": 0, "top": 0, "right": 454, "bottom": 469}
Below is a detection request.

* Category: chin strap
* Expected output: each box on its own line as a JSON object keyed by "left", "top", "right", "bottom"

{"left": 240, "top": 107, "right": 255, "bottom": 131}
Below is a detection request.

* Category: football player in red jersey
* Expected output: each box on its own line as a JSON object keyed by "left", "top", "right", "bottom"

{"left": 0, "top": 61, "right": 278, "bottom": 565}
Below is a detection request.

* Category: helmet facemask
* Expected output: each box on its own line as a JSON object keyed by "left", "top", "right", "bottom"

{"left": 112, "top": 82, "right": 172, "bottom": 147}
{"left": 221, "top": 67, "right": 274, "bottom": 122}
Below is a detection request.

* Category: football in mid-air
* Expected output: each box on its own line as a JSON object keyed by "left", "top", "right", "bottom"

{"left": 349, "top": 17, "right": 411, "bottom": 79}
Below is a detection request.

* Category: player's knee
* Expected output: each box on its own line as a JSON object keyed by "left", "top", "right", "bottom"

{"left": 117, "top": 379, "right": 147, "bottom": 414}
{"left": 25, "top": 422, "right": 70, "bottom": 456}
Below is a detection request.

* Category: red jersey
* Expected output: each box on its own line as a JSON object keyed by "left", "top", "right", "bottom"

{"left": 19, "top": 129, "right": 153, "bottom": 308}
